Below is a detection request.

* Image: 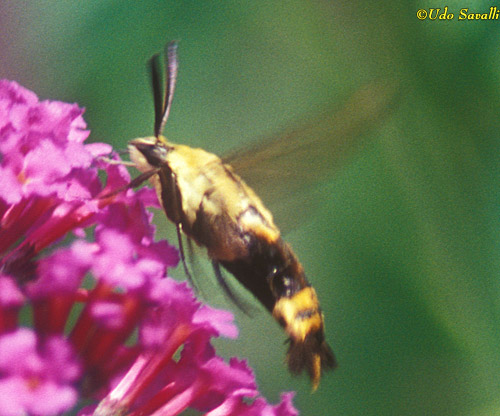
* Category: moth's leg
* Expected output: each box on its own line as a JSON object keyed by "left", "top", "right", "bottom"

{"left": 212, "top": 261, "right": 254, "bottom": 316}
{"left": 164, "top": 169, "right": 197, "bottom": 291}
{"left": 174, "top": 222, "right": 197, "bottom": 291}
{"left": 99, "top": 168, "right": 159, "bottom": 199}
{"left": 185, "top": 238, "right": 209, "bottom": 299}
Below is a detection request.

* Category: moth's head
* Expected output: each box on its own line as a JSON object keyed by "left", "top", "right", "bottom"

{"left": 128, "top": 135, "right": 169, "bottom": 171}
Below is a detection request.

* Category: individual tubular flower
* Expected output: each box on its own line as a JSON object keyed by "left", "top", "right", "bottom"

{"left": 0, "top": 328, "right": 80, "bottom": 416}
{"left": 0, "top": 274, "right": 24, "bottom": 332}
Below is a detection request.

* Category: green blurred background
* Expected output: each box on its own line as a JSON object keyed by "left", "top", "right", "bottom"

{"left": 2, "top": 1, "right": 500, "bottom": 415}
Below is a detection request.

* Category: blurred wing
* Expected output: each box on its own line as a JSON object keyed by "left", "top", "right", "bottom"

{"left": 224, "top": 79, "right": 400, "bottom": 232}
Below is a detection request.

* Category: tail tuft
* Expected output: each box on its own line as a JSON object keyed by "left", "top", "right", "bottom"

{"left": 287, "top": 330, "right": 337, "bottom": 391}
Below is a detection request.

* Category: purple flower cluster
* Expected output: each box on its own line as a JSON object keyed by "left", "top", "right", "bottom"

{"left": 0, "top": 80, "right": 298, "bottom": 415}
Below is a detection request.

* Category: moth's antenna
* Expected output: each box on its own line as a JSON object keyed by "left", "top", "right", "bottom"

{"left": 159, "top": 41, "right": 178, "bottom": 136}
{"left": 148, "top": 52, "right": 164, "bottom": 138}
